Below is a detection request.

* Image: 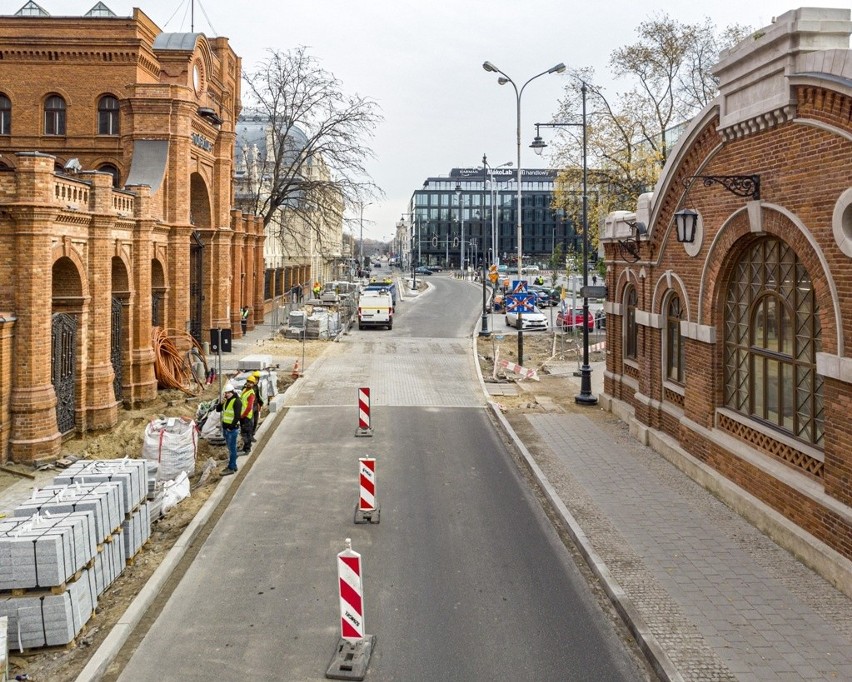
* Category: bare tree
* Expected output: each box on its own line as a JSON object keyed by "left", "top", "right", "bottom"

{"left": 549, "top": 15, "right": 750, "bottom": 248}
{"left": 238, "top": 46, "right": 383, "bottom": 258}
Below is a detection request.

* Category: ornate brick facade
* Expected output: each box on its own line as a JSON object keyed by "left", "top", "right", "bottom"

{"left": 0, "top": 8, "right": 263, "bottom": 463}
{"left": 600, "top": 8, "right": 852, "bottom": 571}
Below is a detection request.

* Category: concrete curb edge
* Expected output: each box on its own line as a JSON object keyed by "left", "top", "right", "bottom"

{"left": 75, "top": 387, "right": 290, "bottom": 681}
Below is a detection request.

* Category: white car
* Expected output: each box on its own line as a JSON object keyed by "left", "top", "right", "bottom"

{"left": 506, "top": 306, "right": 549, "bottom": 330}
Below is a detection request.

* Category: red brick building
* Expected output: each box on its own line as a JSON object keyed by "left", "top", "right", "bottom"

{"left": 600, "top": 8, "right": 852, "bottom": 581}
{"left": 0, "top": 5, "right": 264, "bottom": 464}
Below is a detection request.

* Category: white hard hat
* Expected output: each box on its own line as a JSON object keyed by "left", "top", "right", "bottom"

{"left": 224, "top": 381, "right": 235, "bottom": 393}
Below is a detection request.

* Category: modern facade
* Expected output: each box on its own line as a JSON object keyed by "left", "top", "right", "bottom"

{"left": 406, "top": 168, "right": 576, "bottom": 270}
{"left": 600, "top": 8, "right": 852, "bottom": 576}
{"left": 0, "top": 2, "right": 263, "bottom": 464}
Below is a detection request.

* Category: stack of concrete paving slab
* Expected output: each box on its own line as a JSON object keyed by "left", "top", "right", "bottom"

{"left": 0, "top": 459, "right": 153, "bottom": 651}
{"left": 0, "top": 512, "right": 97, "bottom": 590}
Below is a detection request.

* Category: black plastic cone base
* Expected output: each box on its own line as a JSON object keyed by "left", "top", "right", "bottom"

{"left": 326, "top": 635, "right": 376, "bottom": 680}
{"left": 354, "top": 505, "right": 381, "bottom": 524}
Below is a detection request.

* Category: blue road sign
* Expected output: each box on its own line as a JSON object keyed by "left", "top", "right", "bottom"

{"left": 505, "top": 293, "right": 537, "bottom": 313}
{"left": 511, "top": 280, "right": 528, "bottom": 293}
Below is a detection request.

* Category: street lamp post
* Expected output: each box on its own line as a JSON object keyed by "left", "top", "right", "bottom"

{"left": 529, "top": 82, "right": 597, "bottom": 405}
{"left": 359, "top": 201, "right": 372, "bottom": 278}
{"left": 483, "top": 60, "right": 565, "bottom": 365}
{"left": 400, "top": 212, "right": 417, "bottom": 291}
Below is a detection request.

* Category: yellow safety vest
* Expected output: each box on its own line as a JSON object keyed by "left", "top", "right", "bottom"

{"left": 221, "top": 396, "right": 238, "bottom": 427}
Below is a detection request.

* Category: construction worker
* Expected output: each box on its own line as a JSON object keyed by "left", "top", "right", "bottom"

{"left": 249, "top": 370, "right": 263, "bottom": 437}
{"left": 240, "top": 306, "right": 250, "bottom": 334}
{"left": 215, "top": 382, "right": 241, "bottom": 475}
{"left": 239, "top": 376, "right": 256, "bottom": 455}
{"left": 312, "top": 281, "right": 321, "bottom": 299}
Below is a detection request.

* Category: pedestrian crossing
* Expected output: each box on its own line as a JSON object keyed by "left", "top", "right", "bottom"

{"left": 281, "top": 337, "right": 485, "bottom": 408}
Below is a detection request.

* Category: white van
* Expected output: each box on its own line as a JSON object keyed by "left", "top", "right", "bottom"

{"left": 358, "top": 290, "right": 394, "bottom": 330}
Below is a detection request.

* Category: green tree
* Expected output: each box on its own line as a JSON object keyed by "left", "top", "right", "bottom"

{"left": 549, "top": 14, "right": 751, "bottom": 250}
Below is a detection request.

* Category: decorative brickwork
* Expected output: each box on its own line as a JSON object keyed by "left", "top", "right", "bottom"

{"left": 600, "top": 13, "right": 852, "bottom": 560}
{"left": 0, "top": 10, "right": 263, "bottom": 463}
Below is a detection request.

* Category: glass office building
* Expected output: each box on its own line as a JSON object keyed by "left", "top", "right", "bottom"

{"left": 407, "top": 167, "right": 577, "bottom": 269}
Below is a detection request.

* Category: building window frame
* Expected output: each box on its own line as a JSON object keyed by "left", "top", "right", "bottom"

{"left": 0, "top": 93, "right": 10, "bottom": 135}
{"left": 97, "top": 95, "right": 120, "bottom": 135}
{"left": 624, "top": 285, "right": 638, "bottom": 361}
{"left": 723, "top": 236, "right": 824, "bottom": 446}
{"left": 44, "top": 94, "right": 66, "bottom": 136}
{"left": 665, "top": 293, "right": 684, "bottom": 384}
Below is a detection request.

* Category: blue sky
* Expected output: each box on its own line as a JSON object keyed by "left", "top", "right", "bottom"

{"left": 18, "top": 1, "right": 852, "bottom": 241}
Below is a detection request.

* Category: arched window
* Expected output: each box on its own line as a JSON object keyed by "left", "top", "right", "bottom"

{"left": 44, "top": 94, "right": 66, "bottom": 136}
{"left": 98, "top": 95, "right": 119, "bottom": 135}
{"left": 624, "top": 285, "right": 638, "bottom": 360}
{"left": 724, "top": 236, "right": 824, "bottom": 445}
{"left": 98, "top": 163, "right": 120, "bottom": 188}
{"left": 0, "top": 93, "right": 10, "bottom": 135}
{"left": 665, "top": 294, "right": 684, "bottom": 383}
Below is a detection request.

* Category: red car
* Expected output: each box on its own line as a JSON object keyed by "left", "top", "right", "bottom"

{"left": 556, "top": 308, "right": 594, "bottom": 331}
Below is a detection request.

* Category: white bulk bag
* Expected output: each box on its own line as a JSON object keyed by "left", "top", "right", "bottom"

{"left": 142, "top": 417, "right": 197, "bottom": 481}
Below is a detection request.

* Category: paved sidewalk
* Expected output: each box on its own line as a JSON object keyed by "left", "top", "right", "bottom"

{"left": 491, "top": 360, "right": 852, "bottom": 680}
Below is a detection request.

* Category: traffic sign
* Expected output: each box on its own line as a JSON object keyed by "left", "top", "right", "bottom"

{"left": 488, "top": 271, "right": 498, "bottom": 283}
{"left": 511, "top": 280, "right": 527, "bottom": 293}
{"left": 505, "top": 293, "right": 537, "bottom": 313}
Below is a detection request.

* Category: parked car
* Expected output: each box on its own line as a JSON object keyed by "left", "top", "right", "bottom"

{"left": 556, "top": 308, "right": 594, "bottom": 331}
{"left": 414, "top": 266, "right": 433, "bottom": 275}
{"left": 506, "top": 306, "right": 549, "bottom": 330}
{"left": 527, "top": 284, "right": 558, "bottom": 307}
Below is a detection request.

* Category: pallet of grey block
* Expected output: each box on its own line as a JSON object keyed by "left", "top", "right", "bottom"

{"left": 90, "top": 531, "right": 126, "bottom": 597}
{"left": 13, "top": 481, "right": 124, "bottom": 545}
{"left": 122, "top": 502, "right": 151, "bottom": 561}
{"left": 0, "top": 564, "right": 97, "bottom": 650}
{"left": 53, "top": 458, "right": 147, "bottom": 515}
{"left": 0, "top": 511, "right": 97, "bottom": 592}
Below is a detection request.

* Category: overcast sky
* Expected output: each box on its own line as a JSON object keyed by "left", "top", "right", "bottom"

{"left": 28, "top": 1, "right": 852, "bottom": 240}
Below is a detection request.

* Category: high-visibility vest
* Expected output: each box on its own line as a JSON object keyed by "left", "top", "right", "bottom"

{"left": 240, "top": 387, "right": 255, "bottom": 419}
{"left": 221, "top": 396, "right": 239, "bottom": 427}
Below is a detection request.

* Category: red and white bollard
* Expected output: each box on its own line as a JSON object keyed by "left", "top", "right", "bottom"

{"left": 354, "top": 457, "right": 380, "bottom": 524}
{"left": 355, "top": 387, "right": 372, "bottom": 437}
{"left": 326, "top": 539, "right": 376, "bottom": 680}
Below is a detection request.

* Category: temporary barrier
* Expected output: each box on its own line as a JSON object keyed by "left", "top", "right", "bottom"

{"left": 326, "top": 539, "right": 375, "bottom": 680}
{"left": 355, "top": 387, "right": 372, "bottom": 437}
{"left": 354, "top": 457, "right": 380, "bottom": 524}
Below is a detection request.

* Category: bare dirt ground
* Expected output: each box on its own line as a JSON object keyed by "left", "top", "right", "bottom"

{"left": 1, "top": 337, "right": 329, "bottom": 682}
{"left": 1, "top": 327, "right": 602, "bottom": 681}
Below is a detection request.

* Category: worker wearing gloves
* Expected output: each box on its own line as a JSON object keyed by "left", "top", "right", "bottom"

{"left": 216, "top": 382, "right": 242, "bottom": 475}
{"left": 239, "top": 376, "right": 257, "bottom": 455}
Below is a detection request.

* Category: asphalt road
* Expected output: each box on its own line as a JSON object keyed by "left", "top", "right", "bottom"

{"left": 116, "top": 272, "right": 646, "bottom": 681}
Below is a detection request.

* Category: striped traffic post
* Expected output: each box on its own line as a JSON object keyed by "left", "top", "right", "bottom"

{"left": 355, "top": 387, "right": 372, "bottom": 437}
{"left": 326, "top": 539, "right": 376, "bottom": 680}
{"left": 354, "top": 457, "right": 380, "bottom": 524}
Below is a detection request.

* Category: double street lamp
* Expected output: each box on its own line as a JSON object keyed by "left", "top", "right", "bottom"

{"left": 483, "top": 60, "right": 565, "bottom": 365}
{"left": 529, "top": 80, "right": 597, "bottom": 406}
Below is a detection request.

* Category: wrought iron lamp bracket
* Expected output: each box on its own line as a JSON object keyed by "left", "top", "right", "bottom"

{"left": 684, "top": 174, "right": 761, "bottom": 201}
{"left": 617, "top": 219, "right": 646, "bottom": 263}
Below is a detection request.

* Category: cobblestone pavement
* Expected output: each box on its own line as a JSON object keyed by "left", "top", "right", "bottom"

{"left": 502, "top": 379, "right": 852, "bottom": 681}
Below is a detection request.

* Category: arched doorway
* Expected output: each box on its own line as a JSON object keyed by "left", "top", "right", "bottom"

{"left": 189, "top": 173, "right": 212, "bottom": 342}
{"left": 51, "top": 257, "right": 84, "bottom": 434}
{"left": 111, "top": 256, "right": 130, "bottom": 402}
{"left": 151, "top": 257, "right": 167, "bottom": 328}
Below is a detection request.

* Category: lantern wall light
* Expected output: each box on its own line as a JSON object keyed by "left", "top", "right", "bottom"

{"left": 674, "top": 174, "right": 761, "bottom": 245}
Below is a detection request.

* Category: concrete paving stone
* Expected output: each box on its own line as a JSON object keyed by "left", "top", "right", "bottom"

{"left": 524, "top": 410, "right": 852, "bottom": 681}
